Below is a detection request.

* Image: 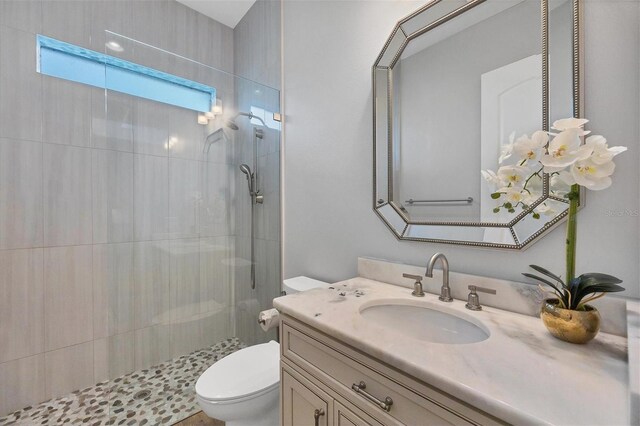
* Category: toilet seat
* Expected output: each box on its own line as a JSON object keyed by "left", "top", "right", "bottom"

{"left": 196, "top": 340, "right": 280, "bottom": 403}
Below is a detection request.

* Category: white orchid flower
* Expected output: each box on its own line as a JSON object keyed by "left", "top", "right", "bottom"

{"left": 499, "top": 132, "right": 516, "bottom": 164}
{"left": 570, "top": 158, "right": 615, "bottom": 190}
{"left": 481, "top": 169, "right": 503, "bottom": 186}
{"left": 498, "top": 187, "right": 525, "bottom": 204}
{"left": 513, "top": 130, "right": 548, "bottom": 162}
{"left": 552, "top": 118, "right": 591, "bottom": 136}
{"left": 539, "top": 129, "right": 593, "bottom": 173}
{"left": 497, "top": 165, "right": 530, "bottom": 187}
{"left": 535, "top": 202, "right": 556, "bottom": 216}
{"left": 585, "top": 135, "right": 628, "bottom": 165}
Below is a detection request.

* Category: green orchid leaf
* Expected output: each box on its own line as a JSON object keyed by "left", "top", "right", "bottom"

{"left": 579, "top": 273, "right": 623, "bottom": 284}
{"left": 573, "top": 283, "right": 625, "bottom": 308}
{"left": 576, "top": 283, "right": 625, "bottom": 298}
{"left": 574, "top": 275, "right": 625, "bottom": 299}
{"left": 569, "top": 277, "right": 581, "bottom": 305}
{"left": 529, "top": 265, "right": 565, "bottom": 286}
{"left": 522, "top": 273, "right": 566, "bottom": 298}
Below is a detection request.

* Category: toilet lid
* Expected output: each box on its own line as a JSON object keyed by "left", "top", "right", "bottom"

{"left": 196, "top": 340, "right": 280, "bottom": 401}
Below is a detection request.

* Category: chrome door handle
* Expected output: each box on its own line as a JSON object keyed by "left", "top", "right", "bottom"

{"left": 351, "top": 381, "right": 393, "bottom": 412}
{"left": 313, "top": 408, "right": 325, "bottom": 426}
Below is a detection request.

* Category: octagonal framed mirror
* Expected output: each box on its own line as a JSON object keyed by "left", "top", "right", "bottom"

{"left": 373, "top": 0, "right": 583, "bottom": 249}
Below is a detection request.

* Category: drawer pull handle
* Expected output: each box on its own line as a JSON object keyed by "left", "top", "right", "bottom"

{"left": 313, "top": 408, "right": 325, "bottom": 426}
{"left": 351, "top": 381, "right": 393, "bottom": 412}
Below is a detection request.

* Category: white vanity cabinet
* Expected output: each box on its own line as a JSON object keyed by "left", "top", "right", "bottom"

{"left": 279, "top": 315, "right": 505, "bottom": 426}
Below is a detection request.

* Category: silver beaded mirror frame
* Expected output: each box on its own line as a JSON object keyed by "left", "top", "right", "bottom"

{"left": 372, "top": 0, "right": 583, "bottom": 249}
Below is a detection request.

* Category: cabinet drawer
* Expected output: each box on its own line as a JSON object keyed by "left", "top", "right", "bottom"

{"left": 281, "top": 319, "right": 500, "bottom": 426}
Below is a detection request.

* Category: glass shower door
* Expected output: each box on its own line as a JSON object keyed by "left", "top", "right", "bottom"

{"left": 99, "top": 31, "right": 281, "bottom": 424}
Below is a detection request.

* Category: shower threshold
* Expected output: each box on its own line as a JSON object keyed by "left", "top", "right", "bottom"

{"left": 0, "top": 338, "right": 244, "bottom": 426}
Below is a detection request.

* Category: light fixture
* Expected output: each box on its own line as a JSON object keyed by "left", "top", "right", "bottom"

{"left": 197, "top": 99, "right": 223, "bottom": 125}
{"left": 105, "top": 40, "right": 124, "bottom": 53}
{"left": 197, "top": 114, "right": 208, "bottom": 125}
{"left": 212, "top": 99, "right": 223, "bottom": 115}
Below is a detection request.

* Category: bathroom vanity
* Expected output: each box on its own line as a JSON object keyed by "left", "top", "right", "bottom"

{"left": 278, "top": 313, "right": 503, "bottom": 426}
{"left": 274, "top": 267, "right": 632, "bottom": 426}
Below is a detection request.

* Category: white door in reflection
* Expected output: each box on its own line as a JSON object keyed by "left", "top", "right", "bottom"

{"left": 481, "top": 54, "right": 542, "bottom": 243}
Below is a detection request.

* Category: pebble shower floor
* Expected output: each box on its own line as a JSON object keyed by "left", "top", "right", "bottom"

{"left": 0, "top": 338, "right": 244, "bottom": 425}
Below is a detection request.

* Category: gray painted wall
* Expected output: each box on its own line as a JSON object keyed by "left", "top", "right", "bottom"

{"left": 282, "top": 0, "right": 640, "bottom": 298}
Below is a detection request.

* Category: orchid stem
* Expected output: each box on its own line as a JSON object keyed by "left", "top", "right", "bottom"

{"left": 566, "top": 184, "right": 580, "bottom": 283}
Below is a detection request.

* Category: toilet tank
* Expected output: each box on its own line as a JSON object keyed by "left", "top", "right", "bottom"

{"left": 283, "top": 276, "right": 329, "bottom": 295}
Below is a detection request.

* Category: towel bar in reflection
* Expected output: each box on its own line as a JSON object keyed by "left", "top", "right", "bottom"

{"left": 405, "top": 197, "right": 473, "bottom": 205}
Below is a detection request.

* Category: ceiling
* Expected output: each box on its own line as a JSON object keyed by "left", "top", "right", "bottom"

{"left": 176, "top": 0, "right": 257, "bottom": 28}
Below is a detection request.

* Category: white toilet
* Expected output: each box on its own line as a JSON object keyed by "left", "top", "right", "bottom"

{"left": 195, "top": 276, "right": 329, "bottom": 426}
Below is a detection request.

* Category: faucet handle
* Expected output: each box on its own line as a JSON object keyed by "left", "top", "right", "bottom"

{"left": 465, "top": 285, "right": 496, "bottom": 311}
{"left": 402, "top": 273, "right": 422, "bottom": 282}
{"left": 469, "top": 285, "right": 496, "bottom": 295}
{"left": 403, "top": 273, "right": 425, "bottom": 297}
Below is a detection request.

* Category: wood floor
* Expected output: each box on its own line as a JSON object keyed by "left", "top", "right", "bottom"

{"left": 173, "top": 411, "right": 224, "bottom": 426}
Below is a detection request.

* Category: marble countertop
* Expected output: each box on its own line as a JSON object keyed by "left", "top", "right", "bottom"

{"left": 274, "top": 277, "right": 630, "bottom": 426}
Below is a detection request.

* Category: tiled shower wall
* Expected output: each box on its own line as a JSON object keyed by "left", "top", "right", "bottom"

{"left": 0, "top": 0, "right": 240, "bottom": 416}
{"left": 233, "top": 0, "right": 282, "bottom": 346}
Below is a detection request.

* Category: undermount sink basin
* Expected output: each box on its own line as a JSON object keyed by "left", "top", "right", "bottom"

{"left": 360, "top": 302, "right": 489, "bottom": 344}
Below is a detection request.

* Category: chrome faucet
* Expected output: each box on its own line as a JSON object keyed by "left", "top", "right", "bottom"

{"left": 425, "top": 253, "right": 452, "bottom": 302}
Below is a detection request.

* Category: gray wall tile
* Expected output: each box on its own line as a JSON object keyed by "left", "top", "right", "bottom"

{"left": 0, "top": 249, "right": 44, "bottom": 363}
{"left": 134, "top": 324, "right": 172, "bottom": 371}
{"left": 89, "top": 1, "right": 134, "bottom": 52}
{"left": 92, "top": 150, "right": 134, "bottom": 244}
{"left": 43, "top": 144, "right": 93, "bottom": 246}
{"left": 93, "top": 243, "right": 134, "bottom": 339}
{"left": 132, "top": 98, "right": 170, "bottom": 157}
{"left": 0, "top": 355, "right": 45, "bottom": 416}
{"left": 133, "top": 154, "right": 169, "bottom": 241}
{"left": 44, "top": 246, "right": 93, "bottom": 351}
{"left": 234, "top": 0, "right": 281, "bottom": 89}
{"left": 91, "top": 89, "right": 134, "bottom": 153}
{"left": 200, "top": 236, "right": 233, "bottom": 315}
{"left": 0, "top": 26, "right": 42, "bottom": 141}
{"left": 169, "top": 158, "right": 201, "bottom": 239}
{"left": 0, "top": 0, "right": 42, "bottom": 33}
{"left": 170, "top": 238, "right": 201, "bottom": 320}
{"left": 168, "top": 106, "right": 206, "bottom": 161}
{"left": 133, "top": 240, "right": 171, "bottom": 329}
{"left": 94, "top": 332, "right": 134, "bottom": 382}
{"left": 42, "top": 78, "right": 91, "bottom": 147}
{"left": 201, "top": 162, "right": 233, "bottom": 237}
{"left": 41, "top": 0, "right": 92, "bottom": 48}
{"left": 44, "top": 342, "right": 94, "bottom": 400}
{"left": 0, "top": 138, "right": 43, "bottom": 249}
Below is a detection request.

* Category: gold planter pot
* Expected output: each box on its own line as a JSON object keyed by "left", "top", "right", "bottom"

{"left": 540, "top": 299, "right": 601, "bottom": 344}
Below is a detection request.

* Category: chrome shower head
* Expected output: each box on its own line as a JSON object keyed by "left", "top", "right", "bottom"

{"left": 225, "top": 120, "right": 239, "bottom": 130}
{"left": 239, "top": 164, "right": 252, "bottom": 176}
{"left": 239, "top": 164, "right": 254, "bottom": 194}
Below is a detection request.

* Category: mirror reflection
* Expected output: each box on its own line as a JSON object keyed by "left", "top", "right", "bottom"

{"left": 374, "top": 0, "right": 578, "bottom": 248}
